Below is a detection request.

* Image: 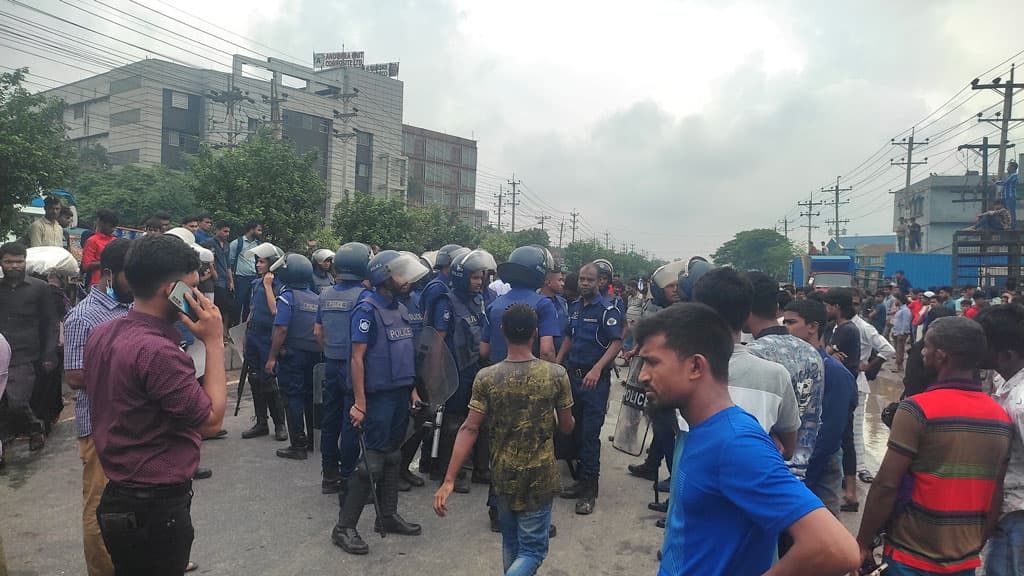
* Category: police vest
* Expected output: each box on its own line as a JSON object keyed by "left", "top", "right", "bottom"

{"left": 486, "top": 289, "right": 545, "bottom": 363}
{"left": 361, "top": 297, "right": 416, "bottom": 393}
{"left": 549, "top": 294, "right": 569, "bottom": 352}
{"left": 312, "top": 270, "right": 335, "bottom": 295}
{"left": 319, "top": 284, "right": 364, "bottom": 361}
{"left": 283, "top": 289, "right": 321, "bottom": 352}
{"left": 420, "top": 277, "right": 450, "bottom": 325}
{"left": 405, "top": 290, "right": 425, "bottom": 343}
{"left": 449, "top": 292, "right": 483, "bottom": 371}
{"left": 248, "top": 279, "right": 280, "bottom": 333}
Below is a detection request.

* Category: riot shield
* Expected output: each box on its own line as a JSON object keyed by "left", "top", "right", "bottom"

{"left": 612, "top": 357, "right": 651, "bottom": 456}
{"left": 415, "top": 326, "right": 459, "bottom": 411}
{"left": 228, "top": 322, "right": 248, "bottom": 364}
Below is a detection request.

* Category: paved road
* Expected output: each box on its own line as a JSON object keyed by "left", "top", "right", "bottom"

{"left": 1, "top": 365, "right": 898, "bottom": 575}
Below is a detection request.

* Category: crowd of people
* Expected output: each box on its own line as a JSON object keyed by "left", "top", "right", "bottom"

{"left": 2, "top": 198, "right": 1024, "bottom": 576}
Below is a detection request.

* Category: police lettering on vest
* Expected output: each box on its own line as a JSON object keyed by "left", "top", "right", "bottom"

{"left": 282, "top": 289, "right": 321, "bottom": 352}
{"left": 357, "top": 293, "right": 416, "bottom": 393}
{"left": 318, "top": 283, "right": 365, "bottom": 361}
{"left": 449, "top": 294, "right": 484, "bottom": 370}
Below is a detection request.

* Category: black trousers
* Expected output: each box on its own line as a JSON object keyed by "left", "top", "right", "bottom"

{"left": 841, "top": 408, "right": 856, "bottom": 477}
{"left": 96, "top": 481, "right": 194, "bottom": 576}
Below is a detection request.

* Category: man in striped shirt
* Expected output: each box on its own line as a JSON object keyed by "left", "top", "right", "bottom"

{"left": 856, "top": 316, "right": 1011, "bottom": 575}
{"left": 64, "top": 238, "right": 133, "bottom": 576}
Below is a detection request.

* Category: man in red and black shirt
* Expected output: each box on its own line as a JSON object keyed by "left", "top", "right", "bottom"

{"left": 85, "top": 235, "right": 226, "bottom": 575}
{"left": 81, "top": 209, "right": 119, "bottom": 287}
{"left": 856, "top": 316, "right": 1011, "bottom": 575}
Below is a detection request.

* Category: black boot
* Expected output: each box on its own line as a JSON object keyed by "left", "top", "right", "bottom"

{"left": 376, "top": 451, "right": 422, "bottom": 536}
{"left": 333, "top": 463, "right": 371, "bottom": 554}
{"left": 277, "top": 433, "right": 308, "bottom": 460}
{"left": 242, "top": 420, "right": 269, "bottom": 439}
{"left": 267, "top": 390, "right": 289, "bottom": 441}
{"left": 331, "top": 525, "right": 368, "bottom": 555}
{"left": 322, "top": 467, "right": 343, "bottom": 494}
{"left": 560, "top": 480, "right": 584, "bottom": 499}
{"left": 400, "top": 468, "right": 425, "bottom": 488}
{"left": 575, "top": 477, "right": 597, "bottom": 515}
{"left": 454, "top": 470, "right": 471, "bottom": 494}
{"left": 489, "top": 505, "right": 501, "bottom": 533}
{"left": 242, "top": 385, "right": 269, "bottom": 439}
{"left": 628, "top": 461, "right": 660, "bottom": 481}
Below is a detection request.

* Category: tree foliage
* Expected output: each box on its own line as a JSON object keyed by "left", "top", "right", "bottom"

{"left": 562, "top": 239, "right": 665, "bottom": 279}
{"left": 75, "top": 163, "right": 195, "bottom": 228}
{"left": 0, "top": 68, "right": 77, "bottom": 237}
{"left": 711, "top": 228, "right": 797, "bottom": 280}
{"left": 190, "top": 131, "right": 327, "bottom": 250}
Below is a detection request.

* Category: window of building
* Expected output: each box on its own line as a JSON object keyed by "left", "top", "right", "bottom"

{"left": 449, "top": 145, "right": 461, "bottom": 164}
{"left": 461, "top": 146, "right": 476, "bottom": 167}
{"left": 248, "top": 117, "right": 259, "bottom": 132}
{"left": 403, "top": 133, "right": 415, "bottom": 155}
{"left": 73, "top": 103, "right": 85, "bottom": 119}
{"left": 320, "top": 119, "right": 330, "bottom": 134}
{"left": 302, "top": 115, "right": 314, "bottom": 130}
{"left": 357, "top": 131, "right": 372, "bottom": 146}
{"left": 461, "top": 169, "right": 476, "bottom": 190}
{"left": 109, "top": 76, "right": 142, "bottom": 94}
{"left": 444, "top": 166, "right": 458, "bottom": 186}
{"left": 458, "top": 193, "right": 474, "bottom": 208}
{"left": 167, "top": 130, "right": 180, "bottom": 146}
{"left": 110, "top": 109, "right": 141, "bottom": 126}
{"left": 109, "top": 149, "right": 140, "bottom": 165}
{"left": 357, "top": 163, "right": 369, "bottom": 177}
{"left": 171, "top": 91, "right": 190, "bottom": 110}
{"left": 426, "top": 139, "right": 443, "bottom": 162}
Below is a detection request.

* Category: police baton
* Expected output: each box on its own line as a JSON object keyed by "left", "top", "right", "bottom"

{"left": 357, "top": 426, "right": 386, "bottom": 539}
{"left": 234, "top": 358, "right": 249, "bottom": 417}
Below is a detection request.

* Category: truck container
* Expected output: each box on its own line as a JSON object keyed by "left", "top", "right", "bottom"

{"left": 884, "top": 253, "right": 953, "bottom": 290}
{"left": 792, "top": 255, "right": 855, "bottom": 289}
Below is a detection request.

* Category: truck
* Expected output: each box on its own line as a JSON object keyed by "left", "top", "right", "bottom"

{"left": 792, "top": 255, "right": 855, "bottom": 291}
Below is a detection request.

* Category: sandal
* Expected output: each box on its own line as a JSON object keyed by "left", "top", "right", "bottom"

{"left": 858, "top": 470, "right": 875, "bottom": 484}
{"left": 185, "top": 561, "right": 199, "bottom": 572}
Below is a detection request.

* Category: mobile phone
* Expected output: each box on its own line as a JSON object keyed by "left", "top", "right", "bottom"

{"left": 168, "top": 281, "right": 199, "bottom": 322}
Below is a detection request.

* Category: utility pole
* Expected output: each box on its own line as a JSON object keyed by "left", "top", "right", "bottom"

{"left": 776, "top": 217, "right": 793, "bottom": 239}
{"left": 973, "top": 63, "right": 1024, "bottom": 181}
{"left": 955, "top": 136, "right": 1015, "bottom": 210}
{"left": 536, "top": 213, "right": 551, "bottom": 230}
{"left": 558, "top": 219, "right": 565, "bottom": 248}
{"left": 604, "top": 230, "right": 612, "bottom": 250}
{"left": 261, "top": 71, "right": 289, "bottom": 140}
{"left": 822, "top": 176, "right": 851, "bottom": 243}
{"left": 570, "top": 210, "right": 580, "bottom": 243}
{"left": 494, "top": 184, "right": 504, "bottom": 232}
{"left": 891, "top": 126, "right": 929, "bottom": 192}
{"left": 327, "top": 82, "right": 358, "bottom": 221}
{"left": 208, "top": 78, "right": 254, "bottom": 147}
{"left": 507, "top": 174, "right": 521, "bottom": 232}
{"left": 797, "top": 190, "right": 824, "bottom": 252}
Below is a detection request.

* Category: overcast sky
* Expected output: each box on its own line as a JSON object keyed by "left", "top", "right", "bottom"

{"left": 6, "top": 0, "right": 1023, "bottom": 259}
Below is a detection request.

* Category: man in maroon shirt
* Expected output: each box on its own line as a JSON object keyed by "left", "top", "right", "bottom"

{"left": 84, "top": 234, "right": 226, "bottom": 575}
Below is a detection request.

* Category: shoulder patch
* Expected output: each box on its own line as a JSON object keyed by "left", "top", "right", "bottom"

{"left": 358, "top": 318, "right": 372, "bottom": 333}
{"left": 606, "top": 317, "right": 618, "bottom": 326}
{"left": 443, "top": 309, "right": 451, "bottom": 321}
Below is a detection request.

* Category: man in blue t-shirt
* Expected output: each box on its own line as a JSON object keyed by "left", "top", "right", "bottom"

{"left": 632, "top": 303, "right": 859, "bottom": 576}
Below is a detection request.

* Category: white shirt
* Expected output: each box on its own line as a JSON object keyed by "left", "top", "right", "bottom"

{"left": 727, "top": 343, "right": 801, "bottom": 434}
{"left": 992, "top": 368, "right": 1024, "bottom": 516}
{"left": 852, "top": 315, "right": 896, "bottom": 394}
{"left": 488, "top": 279, "right": 511, "bottom": 297}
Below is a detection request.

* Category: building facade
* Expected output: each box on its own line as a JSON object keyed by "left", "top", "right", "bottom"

{"left": 891, "top": 174, "right": 985, "bottom": 254}
{"left": 402, "top": 124, "right": 486, "bottom": 226}
{"left": 44, "top": 55, "right": 407, "bottom": 223}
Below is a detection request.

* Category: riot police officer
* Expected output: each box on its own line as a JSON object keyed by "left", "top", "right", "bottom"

{"left": 593, "top": 258, "right": 626, "bottom": 317}
{"left": 481, "top": 245, "right": 561, "bottom": 364}
{"left": 624, "top": 259, "right": 687, "bottom": 484}
{"left": 241, "top": 243, "right": 288, "bottom": 441}
{"left": 557, "top": 261, "right": 623, "bottom": 515}
{"left": 332, "top": 251, "right": 429, "bottom": 555}
{"left": 434, "top": 249, "right": 495, "bottom": 492}
{"left": 311, "top": 248, "right": 336, "bottom": 294}
{"left": 267, "top": 253, "right": 321, "bottom": 460}
{"left": 419, "top": 244, "right": 468, "bottom": 328}
{"left": 315, "top": 242, "right": 372, "bottom": 492}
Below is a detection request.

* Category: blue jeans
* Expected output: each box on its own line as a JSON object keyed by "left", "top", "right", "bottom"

{"left": 320, "top": 358, "right": 352, "bottom": 474}
{"left": 569, "top": 367, "right": 611, "bottom": 479}
{"left": 884, "top": 556, "right": 975, "bottom": 576}
{"left": 496, "top": 496, "right": 552, "bottom": 576}
{"left": 983, "top": 511, "right": 1024, "bottom": 576}
{"left": 807, "top": 452, "right": 842, "bottom": 516}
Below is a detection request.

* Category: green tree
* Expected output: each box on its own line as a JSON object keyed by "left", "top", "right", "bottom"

{"left": 479, "top": 231, "right": 516, "bottom": 262}
{"left": 711, "top": 228, "right": 797, "bottom": 280}
{"left": 511, "top": 227, "right": 550, "bottom": 248}
{"left": 190, "top": 131, "right": 327, "bottom": 250}
{"left": 562, "top": 239, "right": 664, "bottom": 279}
{"left": 331, "top": 192, "right": 411, "bottom": 249}
{"left": 0, "top": 68, "right": 77, "bottom": 238}
{"left": 75, "top": 164, "right": 195, "bottom": 228}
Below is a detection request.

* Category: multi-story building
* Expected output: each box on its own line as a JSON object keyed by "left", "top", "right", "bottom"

{"left": 43, "top": 55, "right": 407, "bottom": 222}
{"left": 402, "top": 124, "right": 486, "bottom": 226}
{"left": 891, "top": 173, "right": 986, "bottom": 254}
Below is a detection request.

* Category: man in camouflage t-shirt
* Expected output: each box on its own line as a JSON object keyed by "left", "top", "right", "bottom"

{"left": 434, "top": 303, "right": 575, "bottom": 575}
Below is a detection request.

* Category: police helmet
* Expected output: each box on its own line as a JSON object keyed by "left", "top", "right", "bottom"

{"left": 164, "top": 227, "right": 196, "bottom": 245}
{"left": 420, "top": 251, "right": 438, "bottom": 269}
{"left": 434, "top": 244, "right": 465, "bottom": 269}
{"left": 678, "top": 257, "right": 713, "bottom": 302}
{"left": 650, "top": 260, "right": 688, "bottom": 307}
{"left": 192, "top": 243, "right": 215, "bottom": 264}
{"left": 244, "top": 242, "right": 284, "bottom": 266}
{"left": 334, "top": 242, "right": 373, "bottom": 282}
{"left": 312, "top": 248, "right": 334, "bottom": 265}
{"left": 270, "top": 253, "right": 314, "bottom": 289}
{"left": 593, "top": 258, "right": 615, "bottom": 282}
{"left": 368, "top": 250, "right": 429, "bottom": 287}
{"left": 452, "top": 249, "right": 498, "bottom": 297}
{"left": 497, "top": 245, "right": 555, "bottom": 290}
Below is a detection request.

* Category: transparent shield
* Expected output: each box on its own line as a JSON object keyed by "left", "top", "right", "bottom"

{"left": 415, "top": 326, "right": 459, "bottom": 411}
{"left": 612, "top": 357, "right": 651, "bottom": 456}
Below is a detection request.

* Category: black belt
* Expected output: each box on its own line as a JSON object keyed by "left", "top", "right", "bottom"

{"left": 108, "top": 480, "right": 192, "bottom": 499}
{"left": 568, "top": 364, "right": 608, "bottom": 378}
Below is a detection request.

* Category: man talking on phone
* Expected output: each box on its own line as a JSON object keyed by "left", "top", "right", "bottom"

{"left": 84, "top": 234, "right": 227, "bottom": 575}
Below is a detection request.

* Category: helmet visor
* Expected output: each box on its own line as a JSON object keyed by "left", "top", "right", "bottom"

{"left": 389, "top": 253, "right": 430, "bottom": 285}
{"left": 652, "top": 260, "right": 687, "bottom": 288}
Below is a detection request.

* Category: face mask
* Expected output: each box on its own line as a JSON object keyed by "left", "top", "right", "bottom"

{"left": 106, "top": 279, "right": 117, "bottom": 300}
